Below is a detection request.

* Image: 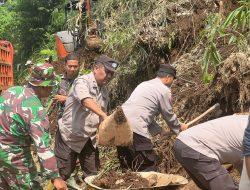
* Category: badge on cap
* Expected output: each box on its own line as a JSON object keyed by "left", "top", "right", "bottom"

{"left": 111, "top": 62, "right": 118, "bottom": 69}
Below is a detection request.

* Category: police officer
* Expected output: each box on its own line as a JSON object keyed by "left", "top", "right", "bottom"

{"left": 117, "top": 64, "right": 188, "bottom": 171}
{"left": 55, "top": 55, "right": 119, "bottom": 180}
{"left": 174, "top": 115, "right": 249, "bottom": 190}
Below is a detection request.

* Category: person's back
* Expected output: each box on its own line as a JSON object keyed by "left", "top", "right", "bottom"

{"left": 177, "top": 115, "right": 249, "bottom": 164}
{"left": 122, "top": 78, "right": 168, "bottom": 135}
{"left": 117, "top": 64, "right": 186, "bottom": 172}
{"left": 0, "top": 86, "right": 51, "bottom": 173}
{"left": 0, "top": 86, "right": 31, "bottom": 142}
{"left": 174, "top": 115, "right": 249, "bottom": 190}
{"left": 0, "top": 86, "right": 60, "bottom": 176}
{"left": 122, "top": 77, "right": 180, "bottom": 138}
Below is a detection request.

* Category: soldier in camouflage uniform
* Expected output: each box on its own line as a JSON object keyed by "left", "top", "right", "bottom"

{"left": 0, "top": 63, "right": 67, "bottom": 190}
{"left": 54, "top": 53, "right": 80, "bottom": 118}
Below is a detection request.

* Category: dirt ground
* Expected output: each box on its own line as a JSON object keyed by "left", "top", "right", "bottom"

{"left": 93, "top": 171, "right": 151, "bottom": 189}
{"left": 92, "top": 170, "right": 202, "bottom": 190}
{"left": 173, "top": 51, "right": 250, "bottom": 121}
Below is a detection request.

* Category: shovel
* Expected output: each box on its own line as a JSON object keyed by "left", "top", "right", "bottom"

{"left": 186, "top": 103, "right": 221, "bottom": 127}
{"left": 157, "top": 103, "right": 221, "bottom": 142}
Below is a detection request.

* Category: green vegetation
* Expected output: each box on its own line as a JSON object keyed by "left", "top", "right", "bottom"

{"left": 201, "top": 0, "right": 249, "bottom": 82}
{"left": 0, "top": 0, "right": 248, "bottom": 84}
{"left": 95, "top": 0, "right": 175, "bottom": 75}
{"left": 95, "top": 0, "right": 249, "bottom": 82}
{"left": 0, "top": 0, "right": 66, "bottom": 83}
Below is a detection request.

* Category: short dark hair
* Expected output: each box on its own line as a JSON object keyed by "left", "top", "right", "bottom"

{"left": 65, "top": 53, "right": 79, "bottom": 63}
{"left": 157, "top": 64, "right": 177, "bottom": 79}
{"left": 156, "top": 71, "right": 173, "bottom": 78}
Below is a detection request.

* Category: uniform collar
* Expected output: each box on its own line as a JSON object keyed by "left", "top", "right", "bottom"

{"left": 89, "top": 72, "right": 107, "bottom": 95}
{"left": 62, "top": 73, "right": 76, "bottom": 82}
{"left": 155, "top": 77, "right": 170, "bottom": 89}
{"left": 25, "top": 85, "right": 40, "bottom": 99}
{"left": 90, "top": 72, "right": 98, "bottom": 89}
{"left": 61, "top": 73, "right": 67, "bottom": 79}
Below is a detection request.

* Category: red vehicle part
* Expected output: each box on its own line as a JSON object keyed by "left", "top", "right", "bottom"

{"left": 55, "top": 31, "right": 75, "bottom": 60}
{"left": 0, "top": 40, "right": 14, "bottom": 90}
{"left": 55, "top": 35, "right": 69, "bottom": 59}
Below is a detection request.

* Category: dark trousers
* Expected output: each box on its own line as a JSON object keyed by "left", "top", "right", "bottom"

{"left": 117, "top": 133, "right": 157, "bottom": 172}
{"left": 174, "top": 139, "right": 238, "bottom": 190}
{"left": 54, "top": 130, "right": 100, "bottom": 180}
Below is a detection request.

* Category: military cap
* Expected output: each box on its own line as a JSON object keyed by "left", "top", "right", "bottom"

{"left": 29, "top": 62, "right": 56, "bottom": 86}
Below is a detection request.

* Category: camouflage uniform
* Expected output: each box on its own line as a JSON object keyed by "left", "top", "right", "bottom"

{"left": 0, "top": 63, "right": 60, "bottom": 190}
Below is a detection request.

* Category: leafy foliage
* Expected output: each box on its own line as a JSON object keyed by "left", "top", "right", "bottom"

{"left": 0, "top": 1, "right": 20, "bottom": 48}
{"left": 94, "top": 0, "right": 176, "bottom": 75}
{"left": 200, "top": 14, "right": 222, "bottom": 82}
{"left": 15, "top": 0, "right": 66, "bottom": 58}
{"left": 0, "top": 0, "right": 67, "bottom": 84}
{"left": 201, "top": 0, "right": 249, "bottom": 82}
{"left": 222, "top": 1, "right": 250, "bottom": 32}
{"left": 1, "top": 0, "right": 249, "bottom": 85}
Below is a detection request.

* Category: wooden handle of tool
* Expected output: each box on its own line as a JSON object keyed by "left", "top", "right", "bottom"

{"left": 187, "top": 103, "right": 220, "bottom": 126}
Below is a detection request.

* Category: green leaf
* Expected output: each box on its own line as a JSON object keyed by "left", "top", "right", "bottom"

{"left": 228, "top": 35, "right": 236, "bottom": 44}
{"left": 222, "top": 10, "right": 237, "bottom": 29}
{"left": 38, "top": 7, "right": 49, "bottom": 12}
{"left": 202, "top": 73, "right": 214, "bottom": 84}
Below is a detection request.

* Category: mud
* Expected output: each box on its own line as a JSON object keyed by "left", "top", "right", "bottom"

{"left": 93, "top": 170, "right": 151, "bottom": 189}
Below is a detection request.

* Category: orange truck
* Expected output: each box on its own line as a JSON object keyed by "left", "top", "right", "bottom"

{"left": 0, "top": 40, "right": 14, "bottom": 91}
